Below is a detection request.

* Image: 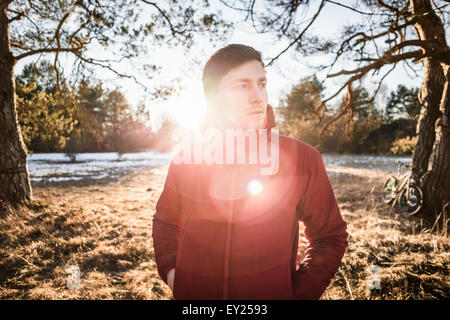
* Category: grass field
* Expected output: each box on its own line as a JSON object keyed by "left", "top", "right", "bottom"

{"left": 0, "top": 166, "right": 448, "bottom": 299}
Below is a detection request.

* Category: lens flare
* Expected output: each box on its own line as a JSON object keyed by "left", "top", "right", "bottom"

{"left": 247, "top": 179, "right": 263, "bottom": 195}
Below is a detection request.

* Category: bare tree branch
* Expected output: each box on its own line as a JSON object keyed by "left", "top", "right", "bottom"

{"left": 141, "top": 0, "right": 186, "bottom": 36}
{"left": 328, "top": 49, "right": 425, "bottom": 78}
{"left": 73, "top": 52, "right": 148, "bottom": 90}
{"left": 14, "top": 47, "right": 82, "bottom": 61}
{"left": 325, "top": 0, "right": 384, "bottom": 16}
{"left": 377, "top": 0, "right": 400, "bottom": 15}
{"left": 52, "top": 2, "right": 76, "bottom": 90}
{"left": 218, "top": 0, "right": 249, "bottom": 12}
{"left": 369, "top": 63, "right": 396, "bottom": 104}
{"left": 7, "top": 11, "right": 25, "bottom": 23}
{"left": 267, "top": 0, "right": 326, "bottom": 66}
{"left": 353, "top": 19, "right": 417, "bottom": 46}
{"left": 319, "top": 84, "right": 354, "bottom": 146}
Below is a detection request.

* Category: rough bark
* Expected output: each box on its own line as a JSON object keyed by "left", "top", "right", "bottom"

{"left": 411, "top": 0, "right": 446, "bottom": 173}
{"left": 0, "top": 6, "right": 32, "bottom": 205}
{"left": 412, "top": 59, "right": 444, "bottom": 173}
{"left": 411, "top": 0, "right": 450, "bottom": 218}
{"left": 422, "top": 64, "right": 450, "bottom": 217}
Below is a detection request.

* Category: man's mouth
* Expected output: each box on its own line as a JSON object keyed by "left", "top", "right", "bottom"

{"left": 247, "top": 110, "right": 264, "bottom": 115}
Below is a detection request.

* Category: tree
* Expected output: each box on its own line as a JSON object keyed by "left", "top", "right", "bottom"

{"left": 227, "top": 0, "right": 450, "bottom": 218}
{"left": 16, "top": 60, "right": 59, "bottom": 94}
{"left": 385, "top": 84, "right": 421, "bottom": 123}
{"left": 352, "top": 87, "right": 374, "bottom": 120}
{"left": 152, "top": 117, "right": 179, "bottom": 153}
{"left": 279, "top": 78, "right": 383, "bottom": 153}
{"left": 72, "top": 79, "right": 108, "bottom": 151}
{"left": 278, "top": 75, "right": 324, "bottom": 145}
{"left": 103, "top": 89, "right": 134, "bottom": 152}
{"left": 16, "top": 81, "right": 76, "bottom": 153}
{"left": 104, "top": 90, "right": 132, "bottom": 137}
{"left": 0, "top": 0, "right": 229, "bottom": 205}
{"left": 279, "top": 74, "right": 325, "bottom": 122}
{"left": 15, "top": 61, "right": 76, "bottom": 153}
{"left": 334, "top": 86, "right": 383, "bottom": 153}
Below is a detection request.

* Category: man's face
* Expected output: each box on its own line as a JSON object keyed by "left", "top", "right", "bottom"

{"left": 207, "top": 59, "right": 268, "bottom": 130}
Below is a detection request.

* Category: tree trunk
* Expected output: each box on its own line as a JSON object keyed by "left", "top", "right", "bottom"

{"left": 411, "top": 0, "right": 450, "bottom": 219}
{"left": 0, "top": 6, "right": 32, "bottom": 205}
{"left": 422, "top": 65, "right": 450, "bottom": 218}
{"left": 411, "top": 59, "right": 443, "bottom": 173}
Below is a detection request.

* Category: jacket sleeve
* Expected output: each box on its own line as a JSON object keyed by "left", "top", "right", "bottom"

{"left": 152, "top": 161, "right": 182, "bottom": 285}
{"left": 293, "top": 148, "right": 348, "bottom": 299}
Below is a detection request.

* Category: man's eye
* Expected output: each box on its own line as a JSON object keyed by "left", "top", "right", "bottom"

{"left": 236, "top": 84, "right": 248, "bottom": 89}
{"left": 259, "top": 83, "right": 266, "bottom": 88}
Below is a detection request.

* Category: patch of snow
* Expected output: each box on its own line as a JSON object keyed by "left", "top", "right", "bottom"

{"left": 27, "top": 151, "right": 410, "bottom": 183}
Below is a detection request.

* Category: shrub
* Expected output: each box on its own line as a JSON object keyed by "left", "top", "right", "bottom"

{"left": 390, "top": 136, "right": 418, "bottom": 155}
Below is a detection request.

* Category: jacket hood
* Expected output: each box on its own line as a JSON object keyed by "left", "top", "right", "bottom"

{"left": 263, "top": 104, "right": 276, "bottom": 131}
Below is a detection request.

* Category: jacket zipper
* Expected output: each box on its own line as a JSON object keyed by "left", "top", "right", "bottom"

{"left": 222, "top": 165, "right": 237, "bottom": 299}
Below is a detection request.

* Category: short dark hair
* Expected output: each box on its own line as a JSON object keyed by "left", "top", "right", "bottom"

{"left": 202, "top": 44, "right": 265, "bottom": 96}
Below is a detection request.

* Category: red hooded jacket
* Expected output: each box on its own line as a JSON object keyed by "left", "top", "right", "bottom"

{"left": 152, "top": 105, "right": 348, "bottom": 300}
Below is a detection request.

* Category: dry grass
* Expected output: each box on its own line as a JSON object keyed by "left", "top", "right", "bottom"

{"left": 0, "top": 170, "right": 171, "bottom": 299}
{"left": 0, "top": 166, "right": 448, "bottom": 300}
{"left": 321, "top": 167, "right": 450, "bottom": 300}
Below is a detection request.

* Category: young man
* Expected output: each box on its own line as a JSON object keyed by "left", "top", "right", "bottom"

{"left": 152, "top": 44, "right": 348, "bottom": 300}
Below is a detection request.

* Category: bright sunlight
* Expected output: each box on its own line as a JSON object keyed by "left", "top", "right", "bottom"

{"left": 158, "top": 81, "right": 207, "bottom": 132}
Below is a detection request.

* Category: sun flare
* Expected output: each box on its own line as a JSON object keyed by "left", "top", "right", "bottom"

{"left": 247, "top": 179, "right": 263, "bottom": 195}
{"left": 164, "top": 83, "right": 206, "bottom": 132}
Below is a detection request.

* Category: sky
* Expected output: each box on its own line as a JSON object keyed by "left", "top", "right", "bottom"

{"left": 135, "top": 0, "right": 425, "bottom": 131}
{"left": 15, "top": 0, "right": 429, "bottom": 131}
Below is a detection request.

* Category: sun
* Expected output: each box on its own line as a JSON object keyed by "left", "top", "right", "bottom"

{"left": 165, "top": 82, "right": 206, "bottom": 132}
